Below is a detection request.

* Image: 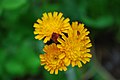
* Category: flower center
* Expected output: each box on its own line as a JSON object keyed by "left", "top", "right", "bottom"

{"left": 51, "top": 33, "right": 59, "bottom": 43}
{"left": 54, "top": 56, "right": 59, "bottom": 60}
{"left": 77, "top": 31, "right": 80, "bottom": 35}
{"left": 52, "top": 56, "right": 59, "bottom": 64}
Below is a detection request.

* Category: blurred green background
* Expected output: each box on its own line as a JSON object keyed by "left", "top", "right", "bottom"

{"left": 0, "top": 0, "right": 120, "bottom": 80}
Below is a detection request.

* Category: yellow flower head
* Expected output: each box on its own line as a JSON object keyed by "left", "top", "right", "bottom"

{"left": 57, "top": 22, "right": 92, "bottom": 68}
{"left": 40, "top": 43, "right": 67, "bottom": 74}
{"left": 33, "top": 12, "right": 70, "bottom": 43}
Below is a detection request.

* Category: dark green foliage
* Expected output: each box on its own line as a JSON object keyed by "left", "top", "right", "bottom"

{"left": 43, "top": 69, "right": 67, "bottom": 80}
{"left": 0, "top": 0, "right": 120, "bottom": 80}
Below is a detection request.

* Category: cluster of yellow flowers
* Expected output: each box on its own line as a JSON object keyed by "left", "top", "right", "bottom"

{"left": 33, "top": 12, "right": 92, "bottom": 75}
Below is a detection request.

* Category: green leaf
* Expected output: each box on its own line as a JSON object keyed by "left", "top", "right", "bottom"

{"left": 25, "top": 55, "right": 40, "bottom": 74}
{"left": 65, "top": 67, "right": 77, "bottom": 80}
{"left": 78, "top": 1, "right": 113, "bottom": 29}
{"left": 5, "top": 60, "right": 25, "bottom": 76}
{"left": 1, "top": 0, "right": 27, "bottom": 10}
{"left": 80, "top": 13, "right": 113, "bottom": 29}
{"left": 93, "top": 15, "right": 113, "bottom": 28}
{"left": 115, "top": 27, "right": 120, "bottom": 43}
{"left": 0, "top": 49, "right": 7, "bottom": 64}
{"left": 38, "top": 40, "right": 45, "bottom": 54}
{"left": 39, "top": 4, "right": 59, "bottom": 14}
{"left": 43, "top": 69, "right": 67, "bottom": 80}
{"left": 94, "top": 73, "right": 105, "bottom": 80}
{"left": 0, "top": 6, "right": 2, "bottom": 16}
{"left": 15, "top": 40, "right": 40, "bottom": 74}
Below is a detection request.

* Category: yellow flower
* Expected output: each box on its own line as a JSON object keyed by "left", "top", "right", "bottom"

{"left": 57, "top": 22, "right": 92, "bottom": 68}
{"left": 40, "top": 43, "right": 67, "bottom": 74}
{"left": 33, "top": 12, "right": 70, "bottom": 43}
